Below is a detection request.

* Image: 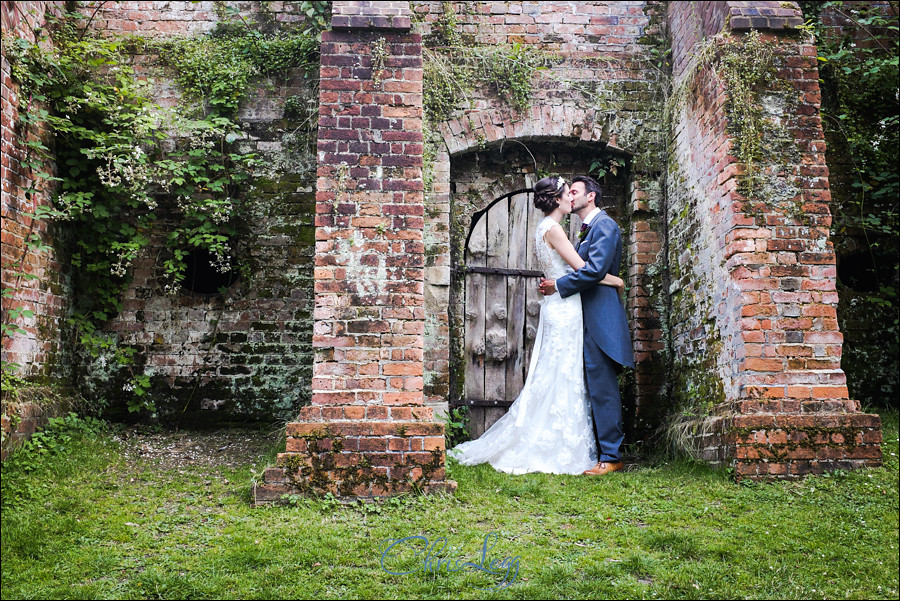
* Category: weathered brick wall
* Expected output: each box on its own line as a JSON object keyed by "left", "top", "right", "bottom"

{"left": 1, "top": 1, "right": 70, "bottom": 382}
{"left": 78, "top": 0, "right": 308, "bottom": 35}
{"left": 666, "top": 0, "right": 742, "bottom": 419}
{"left": 666, "top": 1, "right": 881, "bottom": 478}
{"left": 413, "top": 0, "right": 654, "bottom": 50}
{"left": 258, "top": 1, "right": 455, "bottom": 501}
{"left": 63, "top": 1, "right": 318, "bottom": 423}
{"left": 412, "top": 1, "right": 670, "bottom": 437}
{"left": 94, "top": 132, "right": 317, "bottom": 424}
{"left": 310, "top": 16, "right": 425, "bottom": 410}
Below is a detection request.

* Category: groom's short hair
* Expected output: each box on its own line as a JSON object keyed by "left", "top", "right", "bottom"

{"left": 572, "top": 175, "right": 602, "bottom": 205}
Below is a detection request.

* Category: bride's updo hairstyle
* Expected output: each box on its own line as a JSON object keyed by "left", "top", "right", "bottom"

{"left": 533, "top": 176, "right": 567, "bottom": 214}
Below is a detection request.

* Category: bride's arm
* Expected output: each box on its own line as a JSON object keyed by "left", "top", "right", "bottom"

{"left": 544, "top": 225, "right": 625, "bottom": 292}
{"left": 544, "top": 225, "right": 584, "bottom": 270}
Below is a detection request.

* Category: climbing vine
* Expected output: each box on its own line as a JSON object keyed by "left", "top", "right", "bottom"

{"left": 799, "top": 0, "right": 899, "bottom": 407}
{"left": 713, "top": 29, "right": 778, "bottom": 199}
{"left": 418, "top": 2, "right": 551, "bottom": 219}
{"left": 420, "top": 2, "right": 549, "bottom": 124}
{"left": 2, "top": 7, "right": 320, "bottom": 411}
{"left": 669, "top": 30, "right": 782, "bottom": 203}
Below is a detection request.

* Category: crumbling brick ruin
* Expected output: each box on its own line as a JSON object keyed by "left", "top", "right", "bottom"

{"left": 2, "top": 1, "right": 889, "bottom": 493}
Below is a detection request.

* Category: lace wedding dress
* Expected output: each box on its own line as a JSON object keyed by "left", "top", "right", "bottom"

{"left": 449, "top": 216, "right": 598, "bottom": 475}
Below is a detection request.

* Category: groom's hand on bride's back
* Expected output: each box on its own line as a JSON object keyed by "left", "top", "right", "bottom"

{"left": 539, "top": 278, "right": 556, "bottom": 296}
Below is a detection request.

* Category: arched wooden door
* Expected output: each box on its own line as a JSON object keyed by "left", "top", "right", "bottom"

{"left": 463, "top": 189, "right": 549, "bottom": 437}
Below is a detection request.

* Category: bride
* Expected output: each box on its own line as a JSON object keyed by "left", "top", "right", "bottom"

{"left": 449, "top": 176, "right": 624, "bottom": 475}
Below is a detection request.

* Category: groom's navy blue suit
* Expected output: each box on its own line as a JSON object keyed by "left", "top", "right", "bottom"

{"left": 556, "top": 210, "right": 634, "bottom": 462}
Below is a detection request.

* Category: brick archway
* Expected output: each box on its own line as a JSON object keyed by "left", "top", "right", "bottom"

{"left": 437, "top": 106, "right": 626, "bottom": 158}
{"left": 426, "top": 121, "right": 667, "bottom": 443}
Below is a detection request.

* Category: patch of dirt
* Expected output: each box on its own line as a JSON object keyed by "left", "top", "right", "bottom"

{"left": 113, "top": 427, "right": 281, "bottom": 470}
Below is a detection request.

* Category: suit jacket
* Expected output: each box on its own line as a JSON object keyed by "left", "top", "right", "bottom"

{"left": 556, "top": 210, "right": 635, "bottom": 368}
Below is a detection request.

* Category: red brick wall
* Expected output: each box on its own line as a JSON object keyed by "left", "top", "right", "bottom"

{"left": 258, "top": 2, "right": 456, "bottom": 500}
{"left": 312, "top": 21, "right": 425, "bottom": 409}
{"left": 1, "top": 1, "right": 69, "bottom": 381}
{"left": 69, "top": 1, "right": 319, "bottom": 422}
{"left": 414, "top": 1, "right": 671, "bottom": 435}
{"left": 666, "top": 1, "right": 881, "bottom": 478}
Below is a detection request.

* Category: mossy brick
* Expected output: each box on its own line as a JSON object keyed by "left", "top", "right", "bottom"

{"left": 286, "top": 423, "right": 331, "bottom": 437}
{"left": 262, "top": 467, "right": 287, "bottom": 484}
{"left": 388, "top": 437, "right": 410, "bottom": 451}
{"left": 358, "top": 437, "right": 388, "bottom": 452}
{"left": 423, "top": 436, "right": 445, "bottom": 451}
{"left": 403, "top": 451, "right": 441, "bottom": 465}
{"left": 285, "top": 438, "right": 308, "bottom": 453}
{"left": 367, "top": 453, "right": 402, "bottom": 467}
{"left": 253, "top": 483, "right": 292, "bottom": 503}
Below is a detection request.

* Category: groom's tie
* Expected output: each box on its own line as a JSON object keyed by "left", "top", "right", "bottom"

{"left": 577, "top": 223, "right": 590, "bottom": 250}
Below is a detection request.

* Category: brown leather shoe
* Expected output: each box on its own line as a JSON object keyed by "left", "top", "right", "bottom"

{"left": 582, "top": 461, "right": 624, "bottom": 475}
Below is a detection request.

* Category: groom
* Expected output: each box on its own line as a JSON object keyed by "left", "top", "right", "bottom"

{"left": 539, "top": 175, "right": 635, "bottom": 475}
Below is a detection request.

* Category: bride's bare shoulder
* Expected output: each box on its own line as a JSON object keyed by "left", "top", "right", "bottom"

{"left": 542, "top": 222, "right": 568, "bottom": 246}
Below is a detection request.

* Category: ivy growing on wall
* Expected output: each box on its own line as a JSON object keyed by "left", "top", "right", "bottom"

{"left": 419, "top": 2, "right": 549, "bottom": 124}
{"left": 799, "top": 0, "right": 899, "bottom": 408}
{"left": 2, "top": 6, "right": 320, "bottom": 412}
{"left": 417, "top": 2, "right": 551, "bottom": 211}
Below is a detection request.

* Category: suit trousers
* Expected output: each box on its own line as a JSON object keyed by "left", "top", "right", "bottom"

{"left": 583, "top": 333, "right": 624, "bottom": 462}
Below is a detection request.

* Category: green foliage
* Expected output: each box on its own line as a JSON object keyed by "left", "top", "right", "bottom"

{"left": 280, "top": 491, "right": 342, "bottom": 511}
{"left": 423, "top": 43, "right": 548, "bottom": 123}
{"left": 589, "top": 154, "right": 626, "bottom": 179}
{"left": 298, "top": 1, "right": 332, "bottom": 36}
{"left": 2, "top": 10, "right": 320, "bottom": 411}
{"left": 3, "top": 18, "right": 165, "bottom": 401}
{"left": 147, "top": 29, "right": 319, "bottom": 118}
{"left": 0, "top": 364, "right": 31, "bottom": 393}
{"left": 713, "top": 29, "right": 777, "bottom": 198}
{"left": 1, "top": 291, "right": 34, "bottom": 341}
{"left": 1, "top": 413, "right": 105, "bottom": 507}
{"left": 811, "top": 2, "right": 899, "bottom": 242}
{"left": 441, "top": 405, "right": 470, "bottom": 449}
{"left": 804, "top": 1, "right": 899, "bottom": 406}
{"left": 421, "top": 4, "right": 548, "bottom": 124}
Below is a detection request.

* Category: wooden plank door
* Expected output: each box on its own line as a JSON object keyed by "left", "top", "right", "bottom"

{"left": 463, "top": 190, "right": 546, "bottom": 437}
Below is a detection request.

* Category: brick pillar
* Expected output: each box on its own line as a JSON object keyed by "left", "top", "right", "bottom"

{"left": 1, "top": 1, "right": 69, "bottom": 382}
{"left": 255, "top": 1, "right": 455, "bottom": 501}
{"left": 666, "top": 1, "right": 882, "bottom": 480}
{"left": 627, "top": 176, "right": 667, "bottom": 440}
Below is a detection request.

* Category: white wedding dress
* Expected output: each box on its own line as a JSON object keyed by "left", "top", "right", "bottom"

{"left": 449, "top": 216, "right": 598, "bottom": 475}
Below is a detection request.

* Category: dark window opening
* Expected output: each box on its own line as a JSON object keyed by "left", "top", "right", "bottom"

{"left": 838, "top": 251, "right": 880, "bottom": 293}
{"left": 181, "top": 247, "right": 238, "bottom": 295}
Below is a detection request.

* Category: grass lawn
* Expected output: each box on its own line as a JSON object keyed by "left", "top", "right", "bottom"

{"left": 2, "top": 411, "right": 898, "bottom": 600}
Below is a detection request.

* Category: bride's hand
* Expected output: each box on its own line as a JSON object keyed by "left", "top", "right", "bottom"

{"left": 539, "top": 278, "right": 557, "bottom": 296}
{"left": 600, "top": 274, "right": 625, "bottom": 293}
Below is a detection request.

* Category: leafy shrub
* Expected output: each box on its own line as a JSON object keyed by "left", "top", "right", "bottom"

{"left": 1, "top": 413, "right": 106, "bottom": 507}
